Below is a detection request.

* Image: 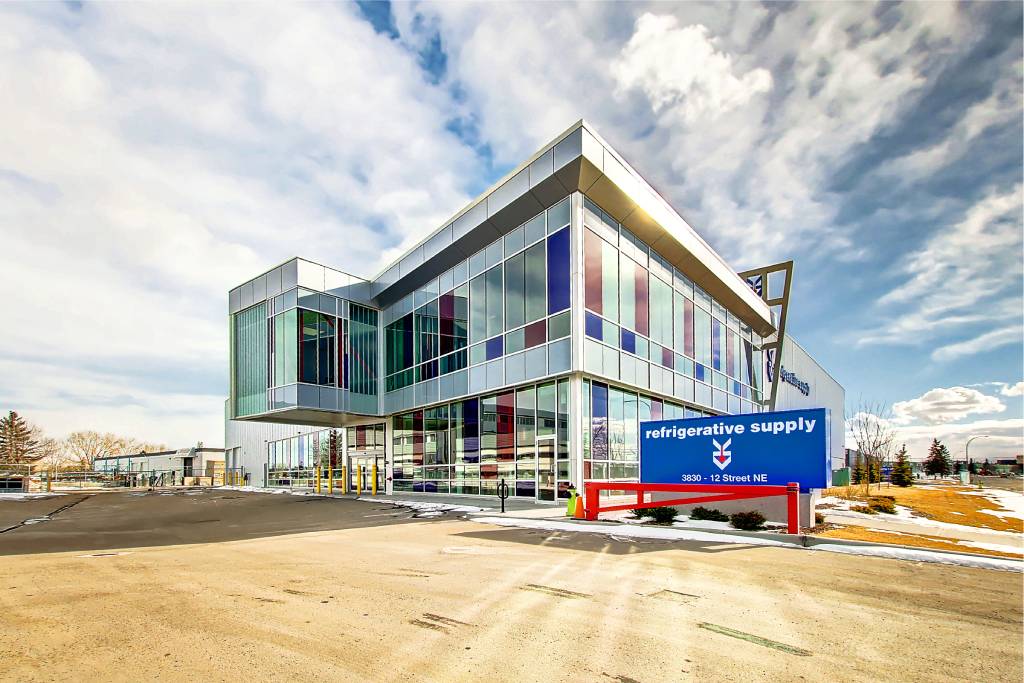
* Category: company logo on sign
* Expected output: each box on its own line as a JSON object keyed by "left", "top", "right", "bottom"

{"left": 712, "top": 438, "right": 732, "bottom": 470}
{"left": 780, "top": 366, "right": 810, "bottom": 396}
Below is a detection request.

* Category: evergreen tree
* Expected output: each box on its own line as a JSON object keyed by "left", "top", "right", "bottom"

{"left": 923, "top": 438, "right": 952, "bottom": 477}
{"left": 852, "top": 453, "right": 866, "bottom": 485}
{"left": 0, "top": 411, "right": 41, "bottom": 464}
{"left": 869, "top": 460, "right": 881, "bottom": 484}
{"left": 891, "top": 444, "right": 913, "bottom": 487}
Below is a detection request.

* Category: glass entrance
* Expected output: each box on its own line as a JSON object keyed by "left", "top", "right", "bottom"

{"left": 349, "top": 454, "right": 385, "bottom": 494}
{"left": 536, "top": 435, "right": 556, "bottom": 501}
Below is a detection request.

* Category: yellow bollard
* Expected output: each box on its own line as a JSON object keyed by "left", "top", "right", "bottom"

{"left": 329, "top": 469, "right": 334, "bottom": 495}
{"left": 356, "top": 465, "right": 362, "bottom": 497}
{"left": 342, "top": 466, "right": 348, "bottom": 494}
{"left": 372, "top": 464, "right": 378, "bottom": 496}
{"left": 315, "top": 466, "right": 321, "bottom": 494}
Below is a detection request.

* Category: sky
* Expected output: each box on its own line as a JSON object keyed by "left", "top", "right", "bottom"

{"left": 0, "top": 1, "right": 1020, "bottom": 463}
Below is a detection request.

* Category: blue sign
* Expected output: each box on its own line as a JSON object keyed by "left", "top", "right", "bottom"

{"left": 639, "top": 408, "right": 831, "bottom": 490}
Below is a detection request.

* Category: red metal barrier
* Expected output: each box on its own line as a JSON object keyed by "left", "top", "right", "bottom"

{"left": 582, "top": 481, "right": 802, "bottom": 534}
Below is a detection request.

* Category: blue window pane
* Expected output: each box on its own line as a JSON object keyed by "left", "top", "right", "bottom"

{"left": 585, "top": 311, "right": 603, "bottom": 340}
{"left": 546, "top": 227, "right": 571, "bottom": 314}
{"left": 695, "top": 363, "right": 706, "bottom": 382}
{"left": 620, "top": 329, "right": 636, "bottom": 354}
{"left": 485, "top": 335, "right": 504, "bottom": 361}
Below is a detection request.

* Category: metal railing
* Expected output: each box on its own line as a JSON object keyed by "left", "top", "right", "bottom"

{"left": 33, "top": 467, "right": 246, "bottom": 491}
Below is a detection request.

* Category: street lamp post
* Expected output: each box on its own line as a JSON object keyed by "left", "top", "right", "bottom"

{"left": 965, "top": 435, "right": 990, "bottom": 483}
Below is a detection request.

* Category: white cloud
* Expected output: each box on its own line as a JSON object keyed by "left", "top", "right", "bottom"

{"left": 0, "top": 3, "right": 482, "bottom": 445}
{"left": 891, "top": 386, "right": 1006, "bottom": 425}
{"left": 890, "top": 418, "right": 1023, "bottom": 463}
{"left": 931, "top": 325, "right": 1024, "bottom": 362}
{"left": 407, "top": 2, "right": 980, "bottom": 270}
{"left": 610, "top": 15, "right": 772, "bottom": 123}
{"left": 1001, "top": 381, "right": 1024, "bottom": 397}
{"left": 859, "top": 183, "right": 1023, "bottom": 356}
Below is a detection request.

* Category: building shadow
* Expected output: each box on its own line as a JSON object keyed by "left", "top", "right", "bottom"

{"left": 450, "top": 524, "right": 775, "bottom": 556}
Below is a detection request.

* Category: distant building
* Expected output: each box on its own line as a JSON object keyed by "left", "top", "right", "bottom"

{"left": 93, "top": 447, "right": 225, "bottom": 484}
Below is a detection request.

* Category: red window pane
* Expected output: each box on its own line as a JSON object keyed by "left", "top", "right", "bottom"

{"left": 497, "top": 391, "right": 515, "bottom": 461}
{"left": 584, "top": 229, "right": 603, "bottom": 314}
{"left": 635, "top": 263, "right": 649, "bottom": 336}
{"left": 524, "top": 320, "right": 546, "bottom": 349}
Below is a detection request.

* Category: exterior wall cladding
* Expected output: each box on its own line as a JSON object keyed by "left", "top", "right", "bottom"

{"left": 226, "top": 121, "right": 845, "bottom": 495}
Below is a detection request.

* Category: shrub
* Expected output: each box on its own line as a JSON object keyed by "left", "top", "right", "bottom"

{"left": 690, "top": 506, "right": 729, "bottom": 522}
{"left": 644, "top": 506, "right": 679, "bottom": 525}
{"left": 867, "top": 497, "right": 896, "bottom": 514}
{"left": 814, "top": 512, "right": 825, "bottom": 526}
{"left": 851, "top": 504, "right": 878, "bottom": 515}
{"left": 729, "top": 510, "right": 767, "bottom": 530}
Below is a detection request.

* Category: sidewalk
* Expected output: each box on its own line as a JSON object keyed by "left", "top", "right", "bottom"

{"left": 359, "top": 492, "right": 570, "bottom": 519}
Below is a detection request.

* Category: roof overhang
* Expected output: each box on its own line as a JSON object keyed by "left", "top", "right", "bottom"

{"left": 234, "top": 408, "right": 380, "bottom": 429}
{"left": 373, "top": 121, "right": 775, "bottom": 336}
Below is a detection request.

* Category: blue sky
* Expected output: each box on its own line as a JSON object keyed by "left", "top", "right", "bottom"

{"left": 0, "top": 1, "right": 1020, "bottom": 461}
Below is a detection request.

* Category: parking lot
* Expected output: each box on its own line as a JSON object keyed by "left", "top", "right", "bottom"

{"left": 1, "top": 490, "right": 1021, "bottom": 682}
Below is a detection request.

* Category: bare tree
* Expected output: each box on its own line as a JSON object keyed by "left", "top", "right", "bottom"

{"left": 846, "top": 400, "right": 897, "bottom": 493}
{"left": 35, "top": 437, "right": 70, "bottom": 472}
{"left": 64, "top": 431, "right": 112, "bottom": 470}
{"left": 64, "top": 431, "right": 166, "bottom": 470}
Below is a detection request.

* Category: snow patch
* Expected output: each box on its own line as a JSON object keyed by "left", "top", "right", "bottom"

{"left": 471, "top": 516, "right": 790, "bottom": 547}
{"left": 468, "top": 517, "right": 1023, "bottom": 572}
{"left": 808, "top": 543, "right": 1022, "bottom": 572}
{"left": 358, "top": 497, "right": 487, "bottom": 513}
{"left": 958, "top": 540, "right": 1024, "bottom": 555}
{"left": 0, "top": 492, "right": 66, "bottom": 500}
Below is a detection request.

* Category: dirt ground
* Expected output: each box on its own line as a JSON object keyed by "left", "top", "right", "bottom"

{"left": 0, "top": 491, "right": 1021, "bottom": 682}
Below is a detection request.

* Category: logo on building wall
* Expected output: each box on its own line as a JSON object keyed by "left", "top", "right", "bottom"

{"left": 765, "top": 349, "right": 776, "bottom": 383}
{"left": 712, "top": 438, "right": 732, "bottom": 470}
{"left": 780, "top": 366, "right": 810, "bottom": 396}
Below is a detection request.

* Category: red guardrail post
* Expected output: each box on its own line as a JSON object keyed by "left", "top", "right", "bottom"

{"left": 584, "top": 482, "right": 598, "bottom": 520}
{"left": 786, "top": 482, "right": 799, "bottom": 534}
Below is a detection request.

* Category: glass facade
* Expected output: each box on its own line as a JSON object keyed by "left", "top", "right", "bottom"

{"left": 231, "top": 187, "right": 776, "bottom": 497}
{"left": 582, "top": 196, "right": 763, "bottom": 415}
{"left": 233, "top": 302, "right": 267, "bottom": 417}
{"left": 392, "top": 379, "right": 571, "bottom": 499}
{"left": 382, "top": 198, "right": 572, "bottom": 401}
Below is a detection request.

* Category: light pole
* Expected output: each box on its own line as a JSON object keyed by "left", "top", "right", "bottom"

{"left": 965, "top": 435, "right": 989, "bottom": 483}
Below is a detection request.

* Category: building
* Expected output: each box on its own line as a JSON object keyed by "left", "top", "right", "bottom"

{"left": 225, "top": 121, "right": 845, "bottom": 501}
{"left": 94, "top": 447, "right": 225, "bottom": 484}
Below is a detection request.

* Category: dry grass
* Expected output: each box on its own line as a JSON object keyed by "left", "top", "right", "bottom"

{"left": 823, "top": 482, "right": 1023, "bottom": 533}
{"left": 818, "top": 526, "right": 1023, "bottom": 560}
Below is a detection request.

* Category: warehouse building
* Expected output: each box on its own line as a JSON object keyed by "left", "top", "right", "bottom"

{"left": 225, "top": 121, "right": 844, "bottom": 498}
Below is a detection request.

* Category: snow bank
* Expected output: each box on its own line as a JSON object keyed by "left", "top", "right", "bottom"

{"left": 958, "top": 540, "right": 1024, "bottom": 555}
{"left": 0, "top": 492, "right": 66, "bottom": 500}
{"left": 471, "top": 516, "right": 791, "bottom": 547}
{"left": 469, "top": 517, "right": 1024, "bottom": 572}
{"left": 358, "top": 497, "right": 487, "bottom": 513}
{"left": 219, "top": 486, "right": 312, "bottom": 496}
{"left": 808, "top": 543, "right": 1022, "bottom": 572}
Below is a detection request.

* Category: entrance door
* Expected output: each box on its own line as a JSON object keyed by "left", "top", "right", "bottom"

{"left": 349, "top": 454, "right": 385, "bottom": 494}
{"left": 535, "top": 436, "right": 556, "bottom": 501}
